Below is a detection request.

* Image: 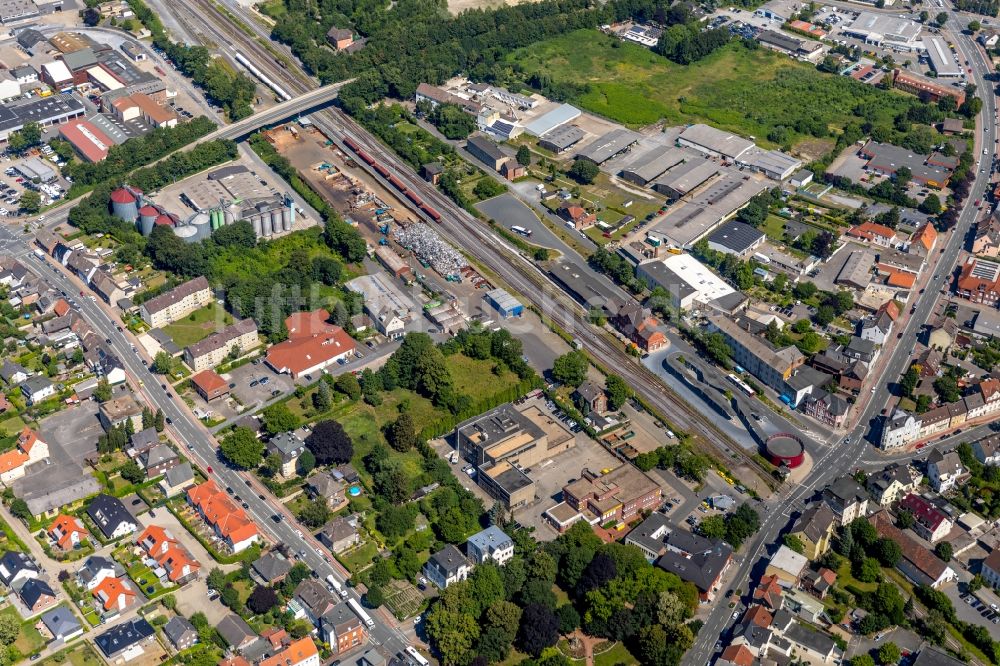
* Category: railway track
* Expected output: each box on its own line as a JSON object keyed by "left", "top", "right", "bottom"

{"left": 178, "top": 0, "right": 777, "bottom": 487}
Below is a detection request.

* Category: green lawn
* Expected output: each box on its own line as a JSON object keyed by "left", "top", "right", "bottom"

{"left": 593, "top": 642, "right": 638, "bottom": 666}
{"left": 0, "top": 414, "right": 27, "bottom": 436}
{"left": 39, "top": 643, "right": 101, "bottom": 666}
{"left": 508, "top": 32, "right": 921, "bottom": 150}
{"left": 162, "top": 301, "right": 233, "bottom": 348}
{"left": 337, "top": 539, "right": 379, "bottom": 574}
{"left": 0, "top": 605, "right": 46, "bottom": 656}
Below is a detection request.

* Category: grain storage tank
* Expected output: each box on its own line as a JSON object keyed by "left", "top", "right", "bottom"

{"left": 270, "top": 209, "right": 281, "bottom": 235}
{"left": 137, "top": 205, "right": 158, "bottom": 235}
{"left": 111, "top": 188, "right": 138, "bottom": 223}
{"left": 224, "top": 203, "right": 240, "bottom": 226}
{"left": 281, "top": 207, "right": 291, "bottom": 231}
{"left": 251, "top": 213, "right": 263, "bottom": 237}
{"left": 173, "top": 225, "right": 199, "bottom": 243}
{"left": 213, "top": 209, "right": 224, "bottom": 230}
{"left": 154, "top": 213, "right": 174, "bottom": 228}
{"left": 187, "top": 211, "right": 212, "bottom": 241}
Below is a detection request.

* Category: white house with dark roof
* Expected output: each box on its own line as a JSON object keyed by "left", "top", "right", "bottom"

{"left": 423, "top": 544, "right": 472, "bottom": 589}
{"left": 466, "top": 526, "right": 514, "bottom": 566}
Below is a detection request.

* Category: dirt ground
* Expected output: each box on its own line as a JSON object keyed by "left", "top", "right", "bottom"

{"left": 447, "top": 0, "right": 542, "bottom": 13}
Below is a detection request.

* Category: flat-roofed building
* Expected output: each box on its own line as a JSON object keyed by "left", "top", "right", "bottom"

{"left": 538, "top": 124, "right": 586, "bottom": 154}
{"left": 707, "top": 222, "right": 766, "bottom": 257}
{"left": 562, "top": 465, "right": 662, "bottom": 525}
{"left": 522, "top": 103, "right": 581, "bottom": 137}
{"left": 650, "top": 156, "right": 720, "bottom": 199}
{"left": 677, "top": 124, "right": 754, "bottom": 161}
{"left": 477, "top": 460, "right": 534, "bottom": 509}
{"left": 0, "top": 93, "right": 85, "bottom": 142}
{"left": 926, "top": 36, "right": 961, "bottom": 76}
{"left": 0, "top": 0, "right": 39, "bottom": 24}
{"left": 456, "top": 403, "right": 549, "bottom": 469}
{"left": 649, "top": 173, "right": 770, "bottom": 248}
{"left": 836, "top": 249, "right": 876, "bottom": 290}
{"left": 737, "top": 147, "right": 802, "bottom": 181}
{"left": 636, "top": 253, "right": 738, "bottom": 311}
{"left": 844, "top": 11, "right": 922, "bottom": 44}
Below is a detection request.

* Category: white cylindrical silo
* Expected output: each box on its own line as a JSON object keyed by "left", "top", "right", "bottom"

{"left": 187, "top": 211, "right": 211, "bottom": 241}
{"left": 281, "top": 207, "right": 291, "bottom": 231}
{"left": 173, "top": 225, "right": 199, "bottom": 243}
{"left": 270, "top": 210, "right": 281, "bottom": 234}
{"left": 251, "top": 214, "right": 263, "bottom": 237}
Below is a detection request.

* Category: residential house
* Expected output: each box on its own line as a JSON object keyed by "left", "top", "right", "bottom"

{"left": 47, "top": 514, "right": 88, "bottom": 551}
{"left": 558, "top": 204, "right": 598, "bottom": 231}
{"left": 859, "top": 307, "right": 895, "bottom": 345}
{"left": 139, "top": 443, "right": 180, "bottom": 478}
{"left": 787, "top": 503, "right": 837, "bottom": 560}
{"left": 573, "top": 380, "right": 608, "bottom": 415}
{"left": 881, "top": 409, "right": 921, "bottom": 450}
{"left": 764, "top": 545, "right": 808, "bottom": 588}
{"left": 718, "top": 645, "right": 755, "bottom": 666}
{"left": 20, "top": 376, "right": 55, "bottom": 405}
{"left": 159, "top": 462, "right": 194, "bottom": 498}
{"left": 707, "top": 314, "right": 806, "bottom": 396}
{"left": 93, "top": 576, "right": 137, "bottom": 613}
{"left": 19, "top": 578, "right": 57, "bottom": 615}
{"left": 95, "top": 619, "right": 155, "bottom": 660}
{"left": 305, "top": 473, "right": 345, "bottom": 508}
{"left": 927, "top": 317, "right": 959, "bottom": 351}
{"left": 258, "top": 637, "right": 320, "bottom": 666}
{"left": 164, "top": 616, "right": 198, "bottom": 651}
{"left": 927, "top": 449, "right": 966, "bottom": 493}
{"left": 129, "top": 428, "right": 158, "bottom": 456}
{"left": 251, "top": 551, "right": 292, "bottom": 585}
{"left": 294, "top": 578, "right": 337, "bottom": 625}
{"left": 0, "top": 360, "right": 29, "bottom": 385}
{"left": 217, "top": 614, "right": 258, "bottom": 652}
{"left": 899, "top": 494, "right": 953, "bottom": 542}
{"left": 847, "top": 221, "right": 901, "bottom": 247}
{"left": 802, "top": 390, "right": 849, "bottom": 428}
{"left": 870, "top": 510, "right": 956, "bottom": 588}
{"left": 320, "top": 603, "right": 367, "bottom": 654}
{"left": 981, "top": 548, "right": 1000, "bottom": 589}
{"left": 802, "top": 567, "right": 838, "bottom": 599}
{"left": 266, "top": 431, "right": 306, "bottom": 478}
{"left": 0, "top": 551, "right": 38, "bottom": 590}
{"left": 86, "top": 494, "right": 138, "bottom": 540}
{"left": 821, "top": 477, "right": 869, "bottom": 523}
{"left": 77, "top": 555, "right": 118, "bottom": 590}
{"left": 783, "top": 588, "right": 826, "bottom": 623}
{"left": 910, "top": 222, "right": 938, "bottom": 256}
{"left": 316, "top": 517, "right": 359, "bottom": 554}
{"left": 183, "top": 318, "right": 259, "bottom": 372}
{"left": 136, "top": 525, "right": 200, "bottom": 584}
{"left": 867, "top": 463, "right": 920, "bottom": 505}
{"left": 186, "top": 480, "right": 260, "bottom": 553}
{"left": 424, "top": 544, "right": 473, "bottom": 590}
{"left": 98, "top": 395, "right": 144, "bottom": 433}
{"left": 974, "top": 435, "right": 1000, "bottom": 466}
{"left": 466, "top": 525, "right": 514, "bottom": 566}
{"left": 610, "top": 300, "right": 667, "bottom": 352}
{"left": 654, "top": 537, "right": 733, "bottom": 602}
{"left": 190, "top": 369, "right": 230, "bottom": 402}
{"left": 753, "top": 574, "right": 784, "bottom": 611}
{"left": 973, "top": 215, "right": 1000, "bottom": 257}
{"left": 41, "top": 607, "right": 83, "bottom": 642}
{"left": 0, "top": 427, "right": 49, "bottom": 486}
{"left": 91, "top": 270, "right": 123, "bottom": 305}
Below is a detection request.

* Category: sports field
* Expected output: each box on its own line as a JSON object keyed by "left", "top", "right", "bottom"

{"left": 508, "top": 32, "right": 919, "bottom": 148}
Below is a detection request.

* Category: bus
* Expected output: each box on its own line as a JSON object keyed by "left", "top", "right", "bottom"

{"left": 348, "top": 598, "right": 375, "bottom": 629}
{"left": 405, "top": 647, "right": 430, "bottom": 666}
{"left": 727, "top": 373, "right": 756, "bottom": 397}
{"left": 511, "top": 225, "right": 532, "bottom": 237}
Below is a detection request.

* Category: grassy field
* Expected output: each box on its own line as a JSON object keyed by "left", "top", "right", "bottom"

{"left": 593, "top": 642, "right": 638, "bottom": 666}
{"left": 0, "top": 604, "right": 46, "bottom": 656}
{"left": 508, "top": 32, "right": 918, "bottom": 150}
{"left": 162, "top": 301, "right": 233, "bottom": 348}
{"left": 0, "top": 414, "right": 27, "bottom": 437}
{"left": 338, "top": 539, "right": 379, "bottom": 574}
{"left": 39, "top": 643, "right": 101, "bottom": 666}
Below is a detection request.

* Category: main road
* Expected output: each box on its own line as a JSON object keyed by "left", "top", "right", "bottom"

{"left": 685, "top": 5, "right": 997, "bottom": 663}
{"left": 0, "top": 226, "right": 413, "bottom": 655}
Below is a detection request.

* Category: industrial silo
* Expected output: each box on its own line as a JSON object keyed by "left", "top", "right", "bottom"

{"left": 270, "top": 209, "right": 281, "bottom": 235}
{"left": 224, "top": 203, "right": 239, "bottom": 226}
{"left": 154, "top": 213, "right": 173, "bottom": 228}
{"left": 281, "top": 207, "right": 291, "bottom": 232}
{"left": 251, "top": 213, "right": 263, "bottom": 237}
{"left": 211, "top": 209, "right": 222, "bottom": 231}
{"left": 111, "top": 188, "right": 138, "bottom": 223}
{"left": 285, "top": 195, "right": 296, "bottom": 227}
{"left": 187, "top": 211, "right": 212, "bottom": 241}
{"left": 137, "top": 205, "right": 159, "bottom": 235}
{"left": 173, "top": 225, "right": 199, "bottom": 243}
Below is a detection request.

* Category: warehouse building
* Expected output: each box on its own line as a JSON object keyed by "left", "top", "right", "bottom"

{"left": 538, "top": 124, "right": 586, "bottom": 154}
{"left": 893, "top": 70, "right": 966, "bottom": 105}
{"left": 346, "top": 274, "right": 416, "bottom": 338}
{"left": 59, "top": 117, "right": 113, "bottom": 162}
{"left": 636, "top": 253, "right": 740, "bottom": 311}
{"left": 485, "top": 288, "right": 523, "bottom": 318}
{"left": 620, "top": 147, "right": 689, "bottom": 186}
{"left": 925, "top": 36, "right": 961, "bottom": 77}
{"left": 0, "top": 0, "right": 39, "bottom": 23}
{"left": 576, "top": 128, "right": 642, "bottom": 164}
{"left": 15, "top": 156, "right": 56, "bottom": 182}
{"left": 651, "top": 157, "right": 720, "bottom": 199}
{"left": 0, "top": 94, "right": 85, "bottom": 142}
{"left": 649, "top": 174, "right": 771, "bottom": 249}
{"left": 756, "top": 30, "right": 824, "bottom": 62}
{"left": 836, "top": 249, "right": 876, "bottom": 290}
{"left": 844, "top": 12, "right": 922, "bottom": 46}
{"left": 677, "top": 124, "right": 754, "bottom": 161}
{"left": 860, "top": 141, "right": 952, "bottom": 188}
{"left": 40, "top": 60, "right": 73, "bottom": 91}
{"left": 737, "top": 147, "right": 802, "bottom": 181}
{"left": 707, "top": 222, "right": 766, "bottom": 257}
{"left": 522, "top": 103, "right": 581, "bottom": 137}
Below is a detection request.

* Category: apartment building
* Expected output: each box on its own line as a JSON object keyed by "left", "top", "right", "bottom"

{"left": 707, "top": 314, "right": 805, "bottom": 394}
{"left": 140, "top": 276, "right": 212, "bottom": 327}
{"left": 183, "top": 318, "right": 259, "bottom": 372}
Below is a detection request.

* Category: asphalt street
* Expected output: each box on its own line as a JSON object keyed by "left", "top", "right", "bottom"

{"left": 0, "top": 226, "right": 413, "bottom": 655}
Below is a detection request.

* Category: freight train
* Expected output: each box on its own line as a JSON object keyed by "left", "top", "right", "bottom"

{"left": 341, "top": 136, "right": 442, "bottom": 223}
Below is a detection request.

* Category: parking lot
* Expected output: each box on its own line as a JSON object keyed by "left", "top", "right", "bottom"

{"left": 228, "top": 360, "right": 294, "bottom": 409}
{"left": 949, "top": 587, "right": 1000, "bottom": 640}
{"left": 19, "top": 400, "right": 104, "bottom": 499}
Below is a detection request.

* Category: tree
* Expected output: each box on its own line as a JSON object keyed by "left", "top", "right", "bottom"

{"left": 142, "top": 406, "right": 154, "bottom": 430}
{"left": 783, "top": 534, "right": 805, "bottom": 554}
{"left": 568, "top": 159, "right": 599, "bottom": 184}
{"left": 118, "top": 460, "right": 145, "bottom": 484}
{"left": 0, "top": 615, "right": 18, "bottom": 646}
{"left": 306, "top": 419, "right": 354, "bottom": 464}
{"left": 556, "top": 604, "right": 580, "bottom": 634}
{"left": 297, "top": 497, "right": 331, "bottom": 528}
{"left": 578, "top": 553, "right": 617, "bottom": 594}
{"left": 296, "top": 449, "right": 316, "bottom": 476}
{"left": 151, "top": 351, "right": 173, "bottom": 374}
{"left": 605, "top": 375, "right": 630, "bottom": 411}
{"left": 875, "top": 538, "right": 902, "bottom": 567}
{"left": 935, "top": 11, "right": 948, "bottom": 25}
{"left": 426, "top": 606, "right": 479, "bottom": 666}
{"left": 261, "top": 402, "right": 299, "bottom": 436}
{"left": 855, "top": 557, "right": 882, "bottom": 583}
{"left": 82, "top": 6, "right": 100, "bottom": 25}
{"left": 704, "top": 332, "right": 732, "bottom": 367}
{"left": 19, "top": 190, "right": 41, "bottom": 215}
{"left": 94, "top": 378, "right": 112, "bottom": 402}
{"left": 969, "top": 19, "right": 981, "bottom": 31}
{"left": 919, "top": 193, "right": 942, "bottom": 215}
{"left": 206, "top": 568, "right": 227, "bottom": 593}
{"left": 934, "top": 542, "right": 953, "bottom": 562}
{"left": 551, "top": 350, "right": 588, "bottom": 387}
{"left": 313, "top": 380, "right": 332, "bottom": 412}
{"left": 387, "top": 412, "right": 417, "bottom": 452}
{"left": 516, "top": 145, "right": 532, "bottom": 166}
{"left": 8, "top": 122, "right": 41, "bottom": 154}
{"left": 518, "top": 603, "right": 560, "bottom": 657}
{"left": 853, "top": 655, "right": 876, "bottom": 666}
{"left": 220, "top": 426, "right": 265, "bottom": 469}
{"left": 335, "top": 372, "right": 362, "bottom": 400}
{"left": 879, "top": 642, "right": 902, "bottom": 665}
{"left": 9, "top": 498, "right": 30, "bottom": 523}
{"left": 247, "top": 585, "right": 280, "bottom": 614}
{"left": 698, "top": 515, "right": 727, "bottom": 540}
{"left": 474, "top": 178, "right": 506, "bottom": 200}
{"left": 154, "top": 409, "right": 165, "bottom": 432}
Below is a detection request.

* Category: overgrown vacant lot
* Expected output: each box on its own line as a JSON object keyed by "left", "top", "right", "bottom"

{"left": 508, "top": 32, "right": 919, "bottom": 147}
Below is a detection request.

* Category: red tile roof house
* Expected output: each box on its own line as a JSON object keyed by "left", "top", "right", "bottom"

{"left": 558, "top": 204, "right": 598, "bottom": 231}
{"left": 47, "top": 514, "right": 89, "bottom": 551}
{"left": 846, "top": 221, "right": 902, "bottom": 248}
{"left": 898, "top": 493, "right": 953, "bottom": 543}
{"left": 870, "top": 510, "right": 956, "bottom": 588}
{"left": 136, "top": 525, "right": 200, "bottom": 584}
{"left": 187, "top": 480, "right": 260, "bottom": 553}
{"left": 93, "top": 576, "right": 137, "bottom": 614}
